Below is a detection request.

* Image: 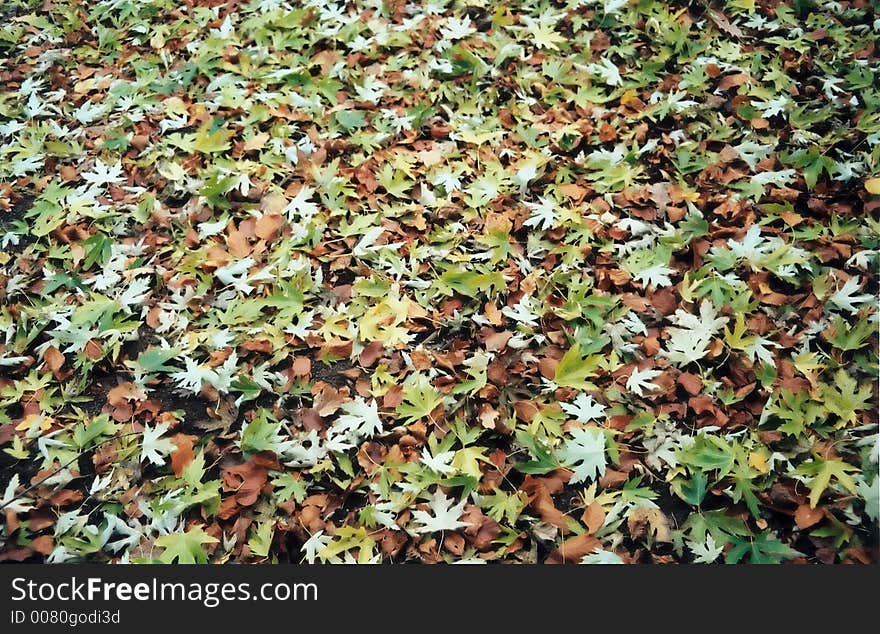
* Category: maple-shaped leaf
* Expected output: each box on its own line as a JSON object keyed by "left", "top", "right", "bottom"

{"left": 626, "top": 367, "right": 662, "bottom": 397}
{"left": 560, "top": 393, "right": 607, "bottom": 422}
{"left": 554, "top": 342, "right": 601, "bottom": 390}
{"left": 1, "top": 474, "right": 33, "bottom": 514}
{"left": 514, "top": 431, "right": 561, "bottom": 475}
{"left": 452, "top": 446, "right": 490, "bottom": 479}
{"left": 662, "top": 300, "right": 728, "bottom": 365}
{"left": 156, "top": 526, "right": 218, "bottom": 564}
{"left": 580, "top": 549, "right": 624, "bottom": 564}
{"left": 828, "top": 276, "right": 873, "bottom": 315}
{"left": 794, "top": 457, "right": 860, "bottom": 508}
{"left": 140, "top": 422, "right": 175, "bottom": 467}
{"left": 688, "top": 533, "right": 724, "bottom": 564}
{"left": 334, "top": 397, "right": 383, "bottom": 439}
{"left": 411, "top": 489, "right": 471, "bottom": 534}
{"left": 319, "top": 526, "right": 377, "bottom": 564}
{"left": 192, "top": 121, "right": 234, "bottom": 154}
{"left": 520, "top": 16, "right": 566, "bottom": 50}
{"left": 420, "top": 447, "right": 457, "bottom": 475}
{"left": 633, "top": 263, "right": 675, "bottom": 288}
{"left": 858, "top": 476, "right": 879, "bottom": 522}
{"left": 396, "top": 377, "right": 444, "bottom": 423}
{"left": 558, "top": 427, "right": 607, "bottom": 484}
{"left": 82, "top": 159, "right": 125, "bottom": 188}
{"left": 725, "top": 530, "right": 799, "bottom": 564}
{"left": 820, "top": 370, "right": 872, "bottom": 425}
{"left": 522, "top": 197, "right": 559, "bottom": 230}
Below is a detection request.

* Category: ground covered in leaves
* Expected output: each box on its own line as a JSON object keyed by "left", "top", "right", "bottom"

{"left": 0, "top": 0, "right": 878, "bottom": 564}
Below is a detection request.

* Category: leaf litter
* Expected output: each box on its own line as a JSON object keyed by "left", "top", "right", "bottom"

{"left": 0, "top": 0, "right": 877, "bottom": 564}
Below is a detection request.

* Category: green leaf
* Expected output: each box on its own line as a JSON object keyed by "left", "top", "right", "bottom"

{"left": 396, "top": 378, "right": 444, "bottom": 424}
{"left": 334, "top": 109, "right": 367, "bottom": 131}
{"left": 725, "top": 530, "right": 799, "bottom": 564}
{"left": 678, "top": 435, "right": 734, "bottom": 474}
{"left": 72, "top": 414, "right": 120, "bottom": 450}
{"left": 672, "top": 471, "right": 708, "bottom": 506}
{"left": 155, "top": 526, "right": 218, "bottom": 564}
{"left": 319, "top": 526, "right": 375, "bottom": 564}
{"left": 554, "top": 342, "right": 601, "bottom": 390}
{"left": 795, "top": 458, "right": 860, "bottom": 508}
{"left": 247, "top": 521, "right": 274, "bottom": 559}
{"left": 819, "top": 370, "right": 872, "bottom": 425}
{"left": 271, "top": 472, "right": 307, "bottom": 504}
{"left": 133, "top": 348, "right": 180, "bottom": 374}
{"left": 193, "top": 121, "right": 234, "bottom": 154}
{"left": 452, "top": 446, "right": 490, "bottom": 479}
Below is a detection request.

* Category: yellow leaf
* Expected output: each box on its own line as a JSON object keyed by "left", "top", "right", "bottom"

{"left": 749, "top": 451, "right": 770, "bottom": 474}
{"left": 15, "top": 414, "right": 54, "bottom": 432}
{"left": 865, "top": 177, "right": 880, "bottom": 195}
{"left": 163, "top": 97, "right": 189, "bottom": 118}
{"left": 244, "top": 132, "right": 269, "bottom": 152}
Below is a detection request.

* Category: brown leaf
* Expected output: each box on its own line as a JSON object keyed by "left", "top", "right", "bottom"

{"left": 222, "top": 460, "right": 268, "bottom": 507}
{"left": 627, "top": 507, "right": 671, "bottom": 543}
{"left": 484, "top": 330, "right": 512, "bottom": 352}
{"left": 538, "top": 356, "right": 559, "bottom": 380}
{"left": 358, "top": 341, "right": 384, "bottom": 367}
{"left": 312, "top": 382, "right": 347, "bottom": 417}
{"left": 84, "top": 339, "right": 103, "bottom": 361}
{"left": 0, "top": 546, "right": 33, "bottom": 562}
{"left": 4, "top": 509, "right": 20, "bottom": 534}
{"left": 546, "top": 533, "right": 602, "bottom": 564}
{"left": 254, "top": 213, "right": 284, "bottom": 241}
{"left": 443, "top": 532, "right": 466, "bottom": 555}
{"left": 558, "top": 183, "right": 589, "bottom": 202}
{"left": 708, "top": 9, "right": 743, "bottom": 38}
{"left": 794, "top": 504, "right": 824, "bottom": 529}
{"left": 30, "top": 535, "right": 54, "bottom": 555}
{"left": 462, "top": 505, "right": 501, "bottom": 551}
{"left": 243, "top": 132, "right": 269, "bottom": 152}
{"left": 49, "top": 488, "right": 83, "bottom": 507}
{"left": 521, "top": 477, "right": 568, "bottom": 529}
{"left": 677, "top": 372, "right": 702, "bottom": 396}
{"left": 581, "top": 502, "right": 606, "bottom": 535}
{"left": 291, "top": 355, "right": 312, "bottom": 377}
{"left": 43, "top": 346, "right": 67, "bottom": 380}
{"left": 514, "top": 400, "right": 540, "bottom": 423}
{"left": 227, "top": 230, "right": 251, "bottom": 257}
{"left": 107, "top": 382, "right": 147, "bottom": 407}
{"left": 170, "top": 434, "right": 195, "bottom": 477}
{"left": 717, "top": 73, "right": 751, "bottom": 91}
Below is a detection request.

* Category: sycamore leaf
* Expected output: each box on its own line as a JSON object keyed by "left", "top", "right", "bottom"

{"left": 140, "top": 422, "right": 175, "bottom": 467}
{"left": 626, "top": 367, "right": 662, "bottom": 397}
{"left": 319, "top": 527, "right": 377, "bottom": 564}
{"left": 156, "top": 526, "right": 218, "bottom": 564}
{"left": 820, "top": 370, "right": 873, "bottom": 425}
{"left": 334, "top": 397, "right": 383, "bottom": 439}
{"left": 560, "top": 393, "right": 607, "bottom": 422}
{"left": 558, "top": 427, "right": 607, "bottom": 484}
{"left": 420, "top": 448, "right": 457, "bottom": 475}
{"left": 193, "top": 121, "right": 234, "bottom": 154}
{"left": 1, "top": 474, "right": 33, "bottom": 514}
{"left": 396, "top": 378, "right": 444, "bottom": 423}
{"left": 411, "top": 489, "right": 471, "bottom": 534}
{"left": 688, "top": 533, "right": 724, "bottom": 564}
{"left": 452, "top": 446, "right": 490, "bottom": 479}
{"left": 795, "top": 458, "right": 860, "bottom": 508}
{"left": 828, "top": 276, "right": 873, "bottom": 315}
{"left": 725, "top": 531, "right": 799, "bottom": 564}
{"left": 554, "top": 343, "right": 601, "bottom": 390}
{"left": 662, "top": 300, "right": 728, "bottom": 365}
